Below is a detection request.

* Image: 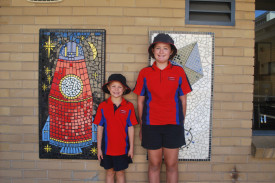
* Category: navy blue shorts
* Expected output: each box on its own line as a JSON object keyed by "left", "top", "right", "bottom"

{"left": 100, "top": 154, "right": 132, "bottom": 171}
{"left": 142, "top": 124, "right": 186, "bottom": 149}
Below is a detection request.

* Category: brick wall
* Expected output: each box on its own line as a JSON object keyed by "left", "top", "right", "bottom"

{"left": 1, "top": 0, "right": 275, "bottom": 182}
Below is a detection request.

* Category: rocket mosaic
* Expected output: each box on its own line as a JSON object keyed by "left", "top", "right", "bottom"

{"left": 149, "top": 31, "right": 214, "bottom": 161}
{"left": 39, "top": 29, "right": 106, "bottom": 159}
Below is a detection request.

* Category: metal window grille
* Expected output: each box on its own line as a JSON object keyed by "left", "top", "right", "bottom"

{"left": 185, "top": 0, "right": 235, "bottom": 26}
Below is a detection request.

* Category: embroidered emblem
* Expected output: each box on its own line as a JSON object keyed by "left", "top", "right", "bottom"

{"left": 168, "top": 77, "right": 176, "bottom": 81}
{"left": 120, "top": 110, "right": 127, "bottom": 114}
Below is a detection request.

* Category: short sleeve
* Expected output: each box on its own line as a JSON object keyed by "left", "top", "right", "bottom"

{"left": 93, "top": 104, "right": 105, "bottom": 126}
{"left": 179, "top": 69, "right": 192, "bottom": 95}
{"left": 133, "top": 70, "right": 146, "bottom": 96}
{"left": 126, "top": 103, "right": 138, "bottom": 127}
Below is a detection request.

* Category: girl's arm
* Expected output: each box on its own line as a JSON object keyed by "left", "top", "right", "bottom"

{"left": 127, "top": 126, "right": 134, "bottom": 158}
{"left": 179, "top": 95, "right": 187, "bottom": 124}
{"left": 137, "top": 95, "right": 145, "bottom": 140}
{"left": 97, "top": 126, "right": 104, "bottom": 160}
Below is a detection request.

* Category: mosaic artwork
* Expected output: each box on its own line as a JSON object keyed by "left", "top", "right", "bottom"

{"left": 149, "top": 31, "right": 214, "bottom": 161}
{"left": 39, "top": 29, "right": 106, "bottom": 159}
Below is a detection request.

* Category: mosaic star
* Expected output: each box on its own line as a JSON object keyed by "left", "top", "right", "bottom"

{"left": 92, "top": 72, "right": 98, "bottom": 79}
{"left": 47, "top": 75, "right": 52, "bottom": 84}
{"left": 43, "top": 36, "right": 55, "bottom": 58}
{"left": 44, "top": 144, "right": 52, "bottom": 153}
{"left": 45, "top": 67, "right": 51, "bottom": 75}
{"left": 42, "top": 83, "right": 47, "bottom": 91}
{"left": 90, "top": 147, "right": 97, "bottom": 155}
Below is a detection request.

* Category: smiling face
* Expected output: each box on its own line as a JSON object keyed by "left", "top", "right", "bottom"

{"left": 107, "top": 81, "right": 125, "bottom": 98}
{"left": 152, "top": 42, "right": 173, "bottom": 63}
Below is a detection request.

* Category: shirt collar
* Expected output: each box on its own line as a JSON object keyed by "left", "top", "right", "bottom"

{"left": 107, "top": 97, "right": 127, "bottom": 106}
{"left": 152, "top": 60, "right": 173, "bottom": 71}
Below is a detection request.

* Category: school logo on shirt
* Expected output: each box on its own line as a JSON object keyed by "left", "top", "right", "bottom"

{"left": 120, "top": 110, "right": 127, "bottom": 114}
{"left": 168, "top": 76, "right": 176, "bottom": 81}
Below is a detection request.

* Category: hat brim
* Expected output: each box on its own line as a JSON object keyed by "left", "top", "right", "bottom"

{"left": 148, "top": 42, "right": 177, "bottom": 59}
{"left": 102, "top": 81, "right": 131, "bottom": 95}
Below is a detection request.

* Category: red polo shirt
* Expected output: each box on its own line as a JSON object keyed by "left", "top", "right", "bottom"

{"left": 133, "top": 61, "right": 192, "bottom": 125}
{"left": 93, "top": 97, "right": 138, "bottom": 156}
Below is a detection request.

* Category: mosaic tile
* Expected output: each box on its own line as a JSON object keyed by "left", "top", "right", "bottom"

{"left": 149, "top": 31, "right": 214, "bottom": 161}
{"left": 39, "top": 29, "right": 105, "bottom": 159}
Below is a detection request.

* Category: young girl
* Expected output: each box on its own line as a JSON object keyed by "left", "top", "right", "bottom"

{"left": 94, "top": 74, "right": 138, "bottom": 183}
{"left": 133, "top": 33, "right": 192, "bottom": 183}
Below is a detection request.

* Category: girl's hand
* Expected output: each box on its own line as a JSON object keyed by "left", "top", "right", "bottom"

{"left": 97, "top": 149, "right": 103, "bottom": 161}
{"left": 128, "top": 148, "right": 134, "bottom": 159}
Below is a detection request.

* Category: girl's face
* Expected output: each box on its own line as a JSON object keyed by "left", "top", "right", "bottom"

{"left": 107, "top": 81, "right": 125, "bottom": 98}
{"left": 152, "top": 42, "right": 173, "bottom": 63}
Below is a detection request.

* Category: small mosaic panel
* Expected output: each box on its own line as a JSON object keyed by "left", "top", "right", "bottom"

{"left": 39, "top": 29, "right": 106, "bottom": 159}
{"left": 173, "top": 42, "right": 204, "bottom": 85}
{"left": 149, "top": 31, "right": 214, "bottom": 161}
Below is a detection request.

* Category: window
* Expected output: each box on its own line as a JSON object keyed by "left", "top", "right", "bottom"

{"left": 185, "top": 0, "right": 235, "bottom": 26}
{"left": 253, "top": 11, "right": 275, "bottom": 134}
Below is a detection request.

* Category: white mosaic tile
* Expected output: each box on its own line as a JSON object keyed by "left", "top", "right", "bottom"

{"left": 149, "top": 31, "right": 214, "bottom": 161}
